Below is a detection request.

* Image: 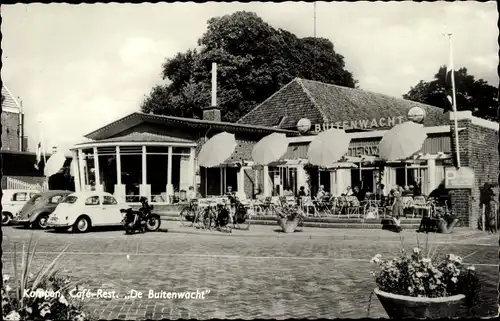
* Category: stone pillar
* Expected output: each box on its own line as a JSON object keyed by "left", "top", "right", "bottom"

{"left": 166, "top": 146, "right": 173, "bottom": 204}
{"left": 139, "top": 146, "right": 151, "bottom": 202}
{"left": 427, "top": 159, "right": 436, "bottom": 195}
{"left": 78, "top": 149, "right": 87, "bottom": 191}
{"left": 237, "top": 167, "right": 246, "bottom": 200}
{"left": 263, "top": 165, "right": 270, "bottom": 197}
{"left": 71, "top": 150, "right": 81, "bottom": 192}
{"left": 114, "top": 146, "right": 126, "bottom": 203}
{"left": 189, "top": 147, "right": 196, "bottom": 190}
{"left": 93, "top": 147, "right": 103, "bottom": 192}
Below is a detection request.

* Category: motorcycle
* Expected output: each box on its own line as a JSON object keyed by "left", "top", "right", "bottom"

{"left": 121, "top": 197, "right": 161, "bottom": 234}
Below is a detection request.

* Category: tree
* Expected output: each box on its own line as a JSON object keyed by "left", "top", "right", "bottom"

{"left": 403, "top": 66, "right": 498, "bottom": 121}
{"left": 141, "top": 11, "right": 357, "bottom": 122}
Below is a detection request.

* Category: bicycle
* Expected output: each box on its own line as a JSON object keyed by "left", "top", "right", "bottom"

{"left": 179, "top": 199, "right": 199, "bottom": 227}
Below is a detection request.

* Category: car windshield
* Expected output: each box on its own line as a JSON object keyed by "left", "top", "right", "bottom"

{"left": 62, "top": 196, "right": 78, "bottom": 204}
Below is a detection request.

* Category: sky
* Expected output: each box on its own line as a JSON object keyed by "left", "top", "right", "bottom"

{"left": 1, "top": 2, "right": 498, "bottom": 152}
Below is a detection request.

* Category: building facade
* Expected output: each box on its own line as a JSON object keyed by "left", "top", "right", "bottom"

{"left": 70, "top": 78, "right": 499, "bottom": 228}
{"left": 1, "top": 86, "right": 27, "bottom": 152}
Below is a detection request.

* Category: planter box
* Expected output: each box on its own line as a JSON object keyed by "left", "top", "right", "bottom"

{"left": 277, "top": 217, "right": 300, "bottom": 233}
{"left": 374, "top": 288, "right": 465, "bottom": 318}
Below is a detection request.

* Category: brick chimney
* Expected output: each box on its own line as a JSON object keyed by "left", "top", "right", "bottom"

{"left": 202, "top": 106, "right": 221, "bottom": 122}
{"left": 202, "top": 62, "right": 221, "bottom": 122}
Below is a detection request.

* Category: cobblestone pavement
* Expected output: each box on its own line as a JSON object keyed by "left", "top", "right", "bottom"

{"left": 2, "top": 225, "right": 498, "bottom": 320}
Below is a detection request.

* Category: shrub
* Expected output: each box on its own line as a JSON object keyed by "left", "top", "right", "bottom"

{"left": 2, "top": 238, "right": 95, "bottom": 321}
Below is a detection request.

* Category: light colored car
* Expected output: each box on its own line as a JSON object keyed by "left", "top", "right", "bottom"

{"left": 2, "top": 189, "right": 40, "bottom": 225}
{"left": 13, "top": 190, "right": 72, "bottom": 229}
{"left": 47, "top": 191, "right": 129, "bottom": 233}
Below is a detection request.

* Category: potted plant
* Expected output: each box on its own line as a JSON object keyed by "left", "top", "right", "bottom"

{"left": 369, "top": 241, "right": 480, "bottom": 318}
{"left": 276, "top": 205, "right": 304, "bottom": 233}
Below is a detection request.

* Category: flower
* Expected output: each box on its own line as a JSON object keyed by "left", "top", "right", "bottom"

{"left": 5, "top": 285, "right": 12, "bottom": 292}
{"left": 467, "top": 265, "right": 476, "bottom": 271}
{"left": 413, "top": 248, "right": 421, "bottom": 254}
{"left": 416, "top": 272, "right": 423, "bottom": 278}
{"left": 370, "top": 254, "right": 382, "bottom": 264}
{"left": 422, "top": 258, "right": 431, "bottom": 264}
{"left": 451, "top": 277, "right": 458, "bottom": 283}
{"left": 5, "top": 311, "right": 21, "bottom": 321}
{"left": 40, "top": 306, "right": 51, "bottom": 317}
{"left": 3, "top": 274, "right": 10, "bottom": 282}
{"left": 25, "top": 307, "right": 32, "bottom": 314}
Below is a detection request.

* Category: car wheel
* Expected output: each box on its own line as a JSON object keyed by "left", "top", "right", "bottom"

{"left": 1, "top": 212, "right": 12, "bottom": 225}
{"left": 73, "top": 216, "right": 90, "bottom": 233}
{"left": 35, "top": 214, "right": 50, "bottom": 229}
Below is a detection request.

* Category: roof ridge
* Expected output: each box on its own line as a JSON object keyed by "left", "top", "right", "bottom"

{"left": 299, "top": 78, "right": 442, "bottom": 111}
{"left": 237, "top": 78, "right": 299, "bottom": 123}
{"left": 296, "top": 78, "right": 329, "bottom": 123}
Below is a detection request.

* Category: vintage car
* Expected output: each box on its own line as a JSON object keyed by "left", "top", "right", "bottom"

{"left": 13, "top": 190, "right": 72, "bottom": 229}
{"left": 2, "top": 189, "right": 40, "bottom": 225}
{"left": 47, "top": 191, "right": 129, "bottom": 233}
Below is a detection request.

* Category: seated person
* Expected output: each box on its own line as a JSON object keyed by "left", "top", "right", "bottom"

{"left": 344, "top": 186, "right": 353, "bottom": 196}
{"left": 316, "top": 185, "right": 326, "bottom": 199}
{"left": 186, "top": 186, "right": 196, "bottom": 201}
{"left": 402, "top": 186, "right": 413, "bottom": 196}
{"left": 298, "top": 186, "right": 307, "bottom": 197}
{"left": 254, "top": 188, "right": 263, "bottom": 199}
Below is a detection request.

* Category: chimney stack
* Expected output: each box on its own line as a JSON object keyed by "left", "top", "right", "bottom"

{"left": 202, "top": 63, "right": 221, "bottom": 122}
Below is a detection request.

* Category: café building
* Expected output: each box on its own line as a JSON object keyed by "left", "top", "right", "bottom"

{"left": 70, "top": 78, "right": 498, "bottom": 227}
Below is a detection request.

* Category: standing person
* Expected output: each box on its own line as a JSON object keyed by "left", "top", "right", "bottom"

{"left": 480, "top": 183, "right": 498, "bottom": 233}
{"left": 298, "top": 186, "right": 307, "bottom": 197}
{"left": 392, "top": 190, "right": 404, "bottom": 220}
{"left": 377, "top": 184, "right": 386, "bottom": 204}
{"left": 412, "top": 179, "right": 422, "bottom": 196}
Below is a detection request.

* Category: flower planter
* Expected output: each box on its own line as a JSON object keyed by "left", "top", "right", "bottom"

{"left": 374, "top": 288, "right": 465, "bottom": 319}
{"left": 277, "top": 217, "right": 300, "bottom": 233}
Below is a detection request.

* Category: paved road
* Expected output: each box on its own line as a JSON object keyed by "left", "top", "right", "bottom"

{"left": 2, "top": 225, "right": 498, "bottom": 320}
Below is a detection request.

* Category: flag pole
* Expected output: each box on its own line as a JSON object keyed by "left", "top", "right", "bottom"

{"left": 447, "top": 33, "right": 461, "bottom": 168}
{"left": 39, "top": 121, "right": 48, "bottom": 189}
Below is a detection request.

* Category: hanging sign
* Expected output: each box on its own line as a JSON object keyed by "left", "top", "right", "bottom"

{"left": 314, "top": 116, "right": 406, "bottom": 133}
{"left": 445, "top": 167, "right": 475, "bottom": 189}
{"left": 348, "top": 145, "right": 379, "bottom": 157}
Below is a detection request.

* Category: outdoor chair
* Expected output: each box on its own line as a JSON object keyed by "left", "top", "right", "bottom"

{"left": 300, "top": 196, "right": 317, "bottom": 217}
{"left": 412, "top": 196, "right": 431, "bottom": 218}
{"left": 259, "top": 196, "right": 273, "bottom": 215}
{"left": 345, "top": 196, "right": 363, "bottom": 218}
{"left": 314, "top": 196, "right": 332, "bottom": 216}
{"left": 328, "top": 196, "right": 343, "bottom": 216}
{"left": 400, "top": 196, "right": 415, "bottom": 217}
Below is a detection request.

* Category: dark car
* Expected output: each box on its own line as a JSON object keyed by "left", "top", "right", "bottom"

{"left": 13, "top": 190, "right": 72, "bottom": 229}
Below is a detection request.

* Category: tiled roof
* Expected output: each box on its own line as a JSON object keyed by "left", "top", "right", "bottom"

{"left": 85, "top": 112, "right": 299, "bottom": 141}
{"left": 1, "top": 86, "right": 21, "bottom": 113}
{"left": 237, "top": 78, "right": 448, "bottom": 129}
{"left": 88, "top": 132, "right": 195, "bottom": 144}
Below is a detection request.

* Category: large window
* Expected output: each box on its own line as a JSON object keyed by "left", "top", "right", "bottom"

{"left": 120, "top": 146, "right": 142, "bottom": 202}
{"left": 202, "top": 167, "right": 238, "bottom": 196}
{"left": 268, "top": 167, "right": 298, "bottom": 196}
{"left": 146, "top": 147, "right": 169, "bottom": 202}
{"left": 394, "top": 163, "right": 428, "bottom": 194}
{"left": 351, "top": 168, "right": 376, "bottom": 193}
{"left": 172, "top": 147, "right": 192, "bottom": 194}
{"left": 97, "top": 147, "right": 117, "bottom": 195}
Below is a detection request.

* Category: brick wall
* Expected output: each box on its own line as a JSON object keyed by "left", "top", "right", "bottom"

{"left": 1, "top": 111, "right": 20, "bottom": 151}
{"left": 449, "top": 118, "right": 499, "bottom": 228}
